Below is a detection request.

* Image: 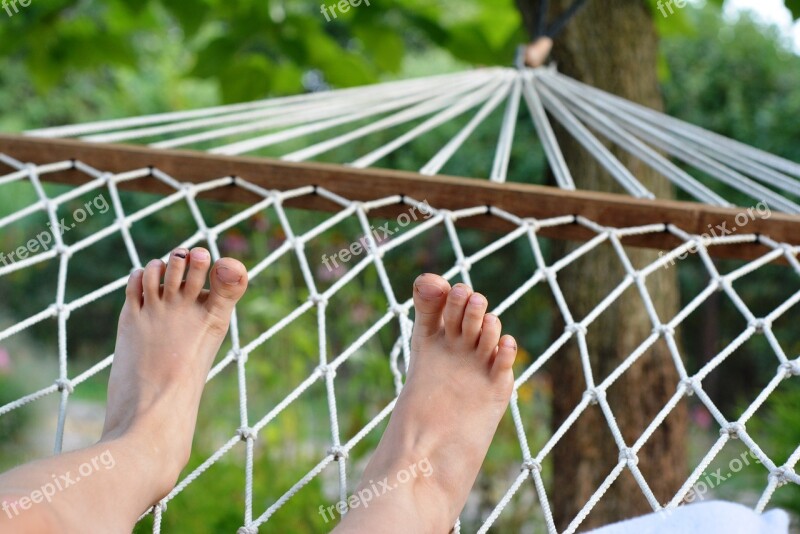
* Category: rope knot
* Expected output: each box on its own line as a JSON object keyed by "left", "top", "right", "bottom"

{"left": 679, "top": 378, "right": 697, "bottom": 396}
{"left": 583, "top": 388, "right": 604, "bottom": 405}
{"left": 749, "top": 318, "right": 769, "bottom": 334}
{"left": 390, "top": 304, "right": 408, "bottom": 318}
{"left": 653, "top": 325, "right": 675, "bottom": 337}
{"left": 180, "top": 183, "right": 196, "bottom": 197}
{"left": 55, "top": 244, "right": 72, "bottom": 258}
{"left": 309, "top": 294, "right": 328, "bottom": 307}
{"left": 721, "top": 422, "right": 745, "bottom": 440}
{"left": 237, "top": 527, "right": 258, "bottom": 534}
{"left": 769, "top": 467, "right": 793, "bottom": 487}
{"left": 566, "top": 323, "right": 587, "bottom": 336}
{"left": 317, "top": 364, "right": 336, "bottom": 378}
{"left": 55, "top": 378, "right": 74, "bottom": 394}
{"left": 237, "top": 427, "right": 256, "bottom": 442}
{"left": 154, "top": 501, "right": 168, "bottom": 513}
{"left": 53, "top": 303, "right": 71, "bottom": 320}
{"left": 328, "top": 446, "right": 348, "bottom": 460}
{"left": 232, "top": 348, "right": 248, "bottom": 364}
{"left": 525, "top": 218, "right": 542, "bottom": 233}
{"left": 44, "top": 200, "right": 58, "bottom": 214}
{"left": 542, "top": 268, "right": 557, "bottom": 282}
{"left": 618, "top": 448, "right": 639, "bottom": 466}
{"left": 522, "top": 459, "right": 542, "bottom": 473}
{"left": 716, "top": 277, "right": 731, "bottom": 292}
{"left": 456, "top": 258, "right": 472, "bottom": 271}
{"left": 780, "top": 359, "right": 800, "bottom": 378}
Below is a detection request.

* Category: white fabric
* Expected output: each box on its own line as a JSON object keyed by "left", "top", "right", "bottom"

{"left": 588, "top": 501, "right": 790, "bottom": 534}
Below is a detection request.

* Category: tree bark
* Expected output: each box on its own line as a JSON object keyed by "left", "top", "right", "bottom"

{"left": 516, "top": 0, "right": 688, "bottom": 530}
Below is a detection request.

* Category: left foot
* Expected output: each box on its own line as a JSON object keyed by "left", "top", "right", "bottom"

{"left": 100, "top": 248, "right": 248, "bottom": 497}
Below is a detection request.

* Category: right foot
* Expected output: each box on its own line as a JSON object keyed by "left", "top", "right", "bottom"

{"left": 335, "top": 274, "right": 517, "bottom": 532}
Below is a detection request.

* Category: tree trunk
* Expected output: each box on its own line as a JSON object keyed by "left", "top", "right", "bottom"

{"left": 516, "top": 0, "right": 688, "bottom": 530}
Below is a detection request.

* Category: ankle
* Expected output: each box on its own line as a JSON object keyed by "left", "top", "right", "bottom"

{"left": 101, "top": 428, "right": 186, "bottom": 500}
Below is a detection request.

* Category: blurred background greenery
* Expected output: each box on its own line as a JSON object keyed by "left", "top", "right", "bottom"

{"left": 0, "top": 0, "right": 799, "bottom": 532}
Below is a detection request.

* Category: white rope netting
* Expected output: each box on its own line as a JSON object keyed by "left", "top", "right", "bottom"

{"left": 0, "top": 153, "right": 799, "bottom": 533}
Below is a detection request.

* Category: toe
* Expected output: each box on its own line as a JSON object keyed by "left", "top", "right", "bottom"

{"left": 124, "top": 269, "right": 144, "bottom": 311}
{"left": 491, "top": 335, "right": 518, "bottom": 377}
{"left": 205, "top": 258, "right": 248, "bottom": 322}
{"left": 477, "top": 313, "right": 502, "bottom": 356}
{"left": 411, "top": 274, "right": 451, "bottom": 339}
{"left": 163, "top": 248, "right": 189, "bottom": 300}
{"left": 462, "top": 293, "right": 488, "bottom": 346}
{"left": 443, "top": 284, "right": 472, "bottom": 339}
{"left": 184, "top": 248, "right": 212, "bottom": 298}
{"left": 142, "top": 259, "right": 166, "bottom": 304}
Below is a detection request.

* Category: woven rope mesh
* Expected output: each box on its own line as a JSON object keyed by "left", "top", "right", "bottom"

{"left": 0, "top": 153, "right": 799, "bottom": 533}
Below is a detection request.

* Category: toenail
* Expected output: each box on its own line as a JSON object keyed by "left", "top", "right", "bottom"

{"left": 416, "top": 282, "right": 444, "bottom": 299}
{"left": 191, "top": 249, "right": 210, "bottom": 261}
{"left": 502, "top": 337, "right": 517, "bottom": 349}
{"left": 216, "top": 266, "right": 242, "bottom": 285}
{"left": 173, "top": 248, "right": 188, "bottom": 259}
{"left": 451, "top": 286, "right": 469, "bottom": 300}
{"left": 469, "top": 294, "right": 486, "bottom": 306}
{"left": 484, "top": 314, "right": 498, "bottom": 324}
{"left": 147, "top": 259, "right": 163, "bottom": 268}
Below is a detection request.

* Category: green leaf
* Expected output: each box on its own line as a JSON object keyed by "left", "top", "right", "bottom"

{"left": 785, "top": 0, "right": 800, "bottom": 20}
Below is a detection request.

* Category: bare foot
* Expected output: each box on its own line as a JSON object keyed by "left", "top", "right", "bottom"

{"left": 100, "top": 247, "right": 248, "bottom": 498}
{"left": 334, "top": 274, "right": 517, "bottom": 532}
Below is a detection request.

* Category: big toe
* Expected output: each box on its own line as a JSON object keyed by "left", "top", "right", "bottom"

{"left": 412, "top": 273, "right": 451, "bottom": 338}
{"left": 205, "top": 258, "right": 248, "bottom": 321}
